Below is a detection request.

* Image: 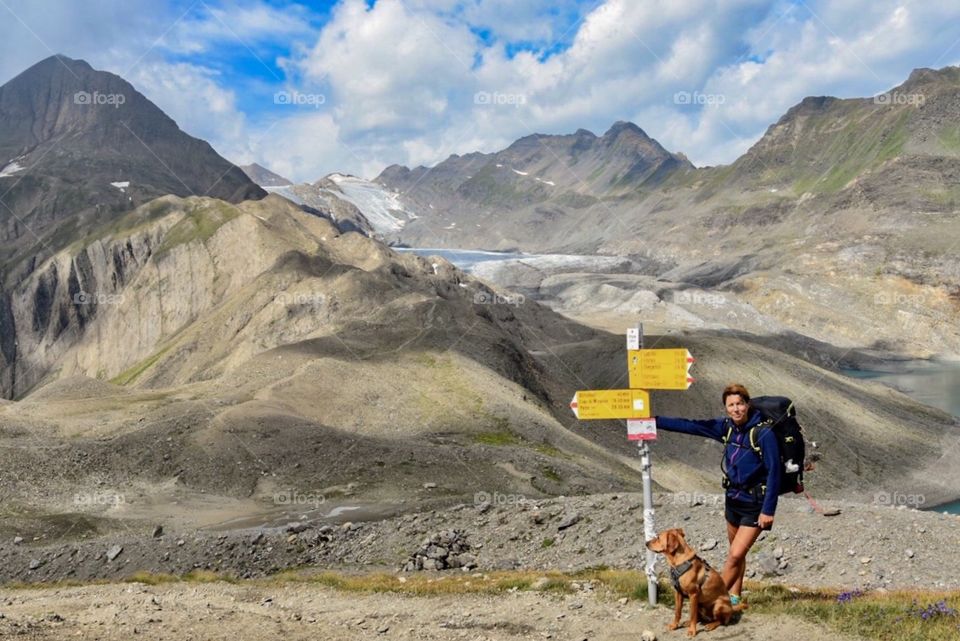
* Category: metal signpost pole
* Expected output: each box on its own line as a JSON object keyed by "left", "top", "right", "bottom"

{"left": 575, "top": 325, "right": 694, "bottom": 607}
{"left": 636, "top": 324, "right": 657, "bottom": 606}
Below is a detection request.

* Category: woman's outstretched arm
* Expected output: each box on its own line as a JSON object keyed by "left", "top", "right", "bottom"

{"left": 654, "top": 416, "right": 726, "bottom": 442}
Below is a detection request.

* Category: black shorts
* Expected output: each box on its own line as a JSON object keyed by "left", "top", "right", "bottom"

{"left": 725, "top": 496, "right": 769, "bottom": 529}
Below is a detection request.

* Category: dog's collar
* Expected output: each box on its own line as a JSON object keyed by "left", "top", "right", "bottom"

{"left": 670, "top": 556, "right": 710, "bottom": 593}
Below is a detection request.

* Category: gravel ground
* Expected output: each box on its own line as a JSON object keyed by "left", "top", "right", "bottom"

{"left": 0, "top": 579, "right": 869, "bottom": 641}
{"left": 2, "top": 493, "right": 958, "bottom": 592}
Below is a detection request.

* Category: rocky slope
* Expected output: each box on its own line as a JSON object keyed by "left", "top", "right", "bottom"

{"left": 261, "top": 173, "right": 419, "bottom": 239}
{"left": 377, "top": 121, "right": 694, "bottom": 251}
{"left": 0, "top": 55, "right": 265, "bottom": 278}
{"left": 375, "top": 67, "right": 960, "bottom": 358}
{"left": 240, "top": 162, "right": 292, "bottom": 187}
{"left": 1, "top": 492, "right": 957, "bottom": 592}
{"left": 0, "top": 188, "right": 956, "bottom": 556}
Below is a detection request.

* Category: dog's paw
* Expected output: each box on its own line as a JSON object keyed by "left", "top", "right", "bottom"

{"left": 666, "top": 622, "right": 680, "bottom": 631}
{"left": 686, "top": 628, "right": 698, "bottom": 638}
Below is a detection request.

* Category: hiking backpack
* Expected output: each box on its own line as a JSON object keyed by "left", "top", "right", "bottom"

{"left": 722, "top": 395, "right": 806, "bottom": 496}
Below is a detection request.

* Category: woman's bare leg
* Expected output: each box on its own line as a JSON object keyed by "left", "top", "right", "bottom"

{"left": 722, "top": 524, "right": 762, "bottom": 595}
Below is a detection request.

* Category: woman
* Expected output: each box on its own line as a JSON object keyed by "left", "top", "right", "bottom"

{"left": 655, "top": 383, "right": 780, "bottom": 604}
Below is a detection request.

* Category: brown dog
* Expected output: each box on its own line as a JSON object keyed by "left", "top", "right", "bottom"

{"left": 646, "top": 528, "right": 747, "bottom": 636}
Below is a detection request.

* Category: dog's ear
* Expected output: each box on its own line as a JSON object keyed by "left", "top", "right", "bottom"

{"left": 666, "top": 530, "right": 680, "bottom": 554}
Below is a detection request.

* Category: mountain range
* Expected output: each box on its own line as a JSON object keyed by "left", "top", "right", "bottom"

{"left": 0, "top": 54, "right": 957, "bottom": 548}
{"left": 0, "top": 55, "right": 265, "bottom": 283}
{"left": 348, "top": 68, "right": 960, "bottom": 359}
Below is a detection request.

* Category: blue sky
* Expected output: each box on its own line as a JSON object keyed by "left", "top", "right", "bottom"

{"left": 2, "top": 0, "right": 960, "bottom": 182}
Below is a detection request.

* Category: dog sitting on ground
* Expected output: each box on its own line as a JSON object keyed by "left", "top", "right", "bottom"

{"left": 646, "top": 528, "right": 747, "bottom": 636}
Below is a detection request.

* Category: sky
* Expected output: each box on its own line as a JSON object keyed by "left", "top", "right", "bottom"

{"left": 2, "top": 0, "right": 960, "bottom": 183}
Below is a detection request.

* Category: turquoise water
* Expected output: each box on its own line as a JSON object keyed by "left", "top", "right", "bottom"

{"left": 393, "top": 247, "right": 530, "bottom": 271}
{"left": 843, "top": 361, "right": 960, "bottom": 514}
{"left": 842, "top": 361, "right": 960, "bottom": 418}
{"left": 934, "top": 499, "right": 960, "bottom": 514}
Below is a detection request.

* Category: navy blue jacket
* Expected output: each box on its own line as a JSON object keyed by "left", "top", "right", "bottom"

{"left": 656, "top": 408, "right": 780, "bottom": 516}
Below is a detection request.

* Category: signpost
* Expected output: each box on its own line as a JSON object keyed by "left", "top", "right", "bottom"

{"left": 569, "top": 324, "right": 695, "bottom": 607}
{"left": 569, "top": 389, "right": 650, "bottom": 420}
{"left": 628, "top": 348, "right": 695, "bottom": 390}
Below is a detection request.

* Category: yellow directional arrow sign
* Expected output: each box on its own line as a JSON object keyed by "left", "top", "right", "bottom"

{"left": 570, "top": 389, "right": 651, "bottom": 420}
{"left": 628, "top": 348, "right": 695, "bottom": 390}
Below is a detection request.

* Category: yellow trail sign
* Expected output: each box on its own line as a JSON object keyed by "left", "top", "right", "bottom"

{"left": 570, "top": 389, "right": 651, "bottom": 420}
{"left": 627, "top": 348, "right": 694, "bottom": 390}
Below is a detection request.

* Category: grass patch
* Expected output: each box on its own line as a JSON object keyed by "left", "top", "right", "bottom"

{"left": 155, "top": 200, "right": 240, "bottom": 258}
{"left": 745, "top": 584, "right": 960, "bottom": 641}
{"left": 533, "top": 442, "right": 564, "bottom": 458}
{"left": 6, "top": 565, "right": 959, "bottom": 640}
{"left": 936, "top": 124, "right": 960, "bottom": 154}
{"left": 541, "top": 537, "right": 555, "bottom": 548}
{"left": 472, "top": 430, "right": 521, "bottom": 446}
{"left": 110, "top": 345, "right": 171, "bottom": 386}
{"left": 540, "top": 465, "right": 563, "bottom": 482}
{"left": 273, "top": 570, "right": 574, "bottom": 597}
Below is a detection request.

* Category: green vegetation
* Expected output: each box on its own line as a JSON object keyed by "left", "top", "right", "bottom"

{"left": 7, "top": 567, "right": 958, "bottom": 640}
{"left": 472, "top": 430, "right": 521, "bottom": 446}
{"left": 533, "top": 442, "right": 564, "bottom": 458}
{"left": 922, "top": 186, "right": 960, "bottom": 209}
{"left": 936, "top": 124, "right": 960, "bottom": 154}
{"left": 540, "top": 465, "right": 562, "bottom": 482}
{"left": 791, "top": 107, "right": 910, "bottom": 194}
{"left": 540, "top": 537, "right": 555, "bottom": 548}
{"left": 587, "top": 162, "right": 609, "bottom": 183}
{"left": 747, "top": 584, "right": 960, "bottom": 641}
{"left": 155, "top": 200, "right": 240, "bottom": 257}
{"left": 110, "top": 345, "right": 171, "bottom": 386}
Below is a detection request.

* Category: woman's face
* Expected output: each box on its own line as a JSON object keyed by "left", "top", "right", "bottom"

{"left": 725, "top": 394, "right": 750, "bottom": 425}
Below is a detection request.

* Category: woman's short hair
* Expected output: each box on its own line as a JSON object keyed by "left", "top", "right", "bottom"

{"left": 722, "top": 383, "right": 751, "bottom": 404}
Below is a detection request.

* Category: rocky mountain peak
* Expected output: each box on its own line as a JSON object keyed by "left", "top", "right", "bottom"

{"left": 602, "top": 120, "right": 648, "bottom": 139}
{"left": 0, "top": 55, "right": 265, "bottom": 265}
{"left": 240, "top": 162, "right": 292, "bottom": 187}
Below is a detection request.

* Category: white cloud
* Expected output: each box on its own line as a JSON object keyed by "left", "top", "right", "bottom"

{"left": 675, "top": 1, "right": 960, "bottom": 166}
{"left": 125, "top": 61, "right": 251, "bottom": 159}
{"left": 162, "top": 1, "right": 315, "bottom": 55}
{"left": 4, "top": 0, "right": 960, "bottom": 185}
{"left": 246, "top": 112, "right": 343, "bottom": 183}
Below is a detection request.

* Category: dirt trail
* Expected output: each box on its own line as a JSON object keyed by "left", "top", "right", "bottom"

{"left": 0, "top": 580, "right": 865, "bottom": 641}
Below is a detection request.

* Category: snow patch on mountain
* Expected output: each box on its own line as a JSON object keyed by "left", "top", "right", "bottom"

{"left": 0, "top": 160, "right": 24, "bottom": 177}
{"left": 323, "top": 173, "right": 415, "bottom": 233}
{"left": 263, "top": 185, "right": 305, "bottom": 206}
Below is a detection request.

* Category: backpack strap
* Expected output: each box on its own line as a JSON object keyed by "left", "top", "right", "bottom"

{"left": 749, "top": 419, "right": 775, "bottom": 457}
{"left": 722, "top": 418, "right": 774, "bottom": 491}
